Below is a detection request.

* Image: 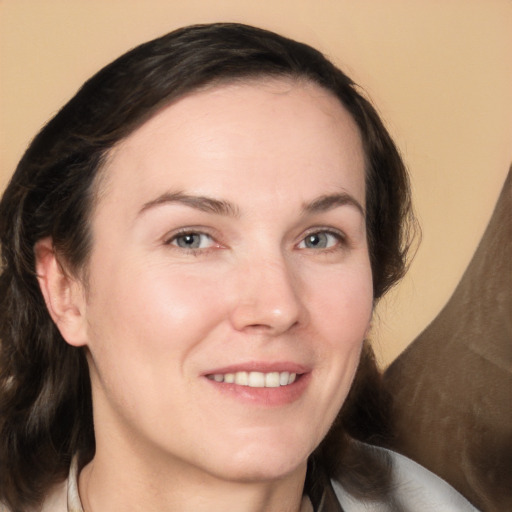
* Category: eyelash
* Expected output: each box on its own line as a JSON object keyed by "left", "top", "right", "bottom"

{"left": 164, "top": 227, "right": 347, "bottom": 255}
{"left": 298, "top": 228, "right": 347, "bottom": 252}
{"left": 165, "top": 228, "right": 219, "bottom": 254}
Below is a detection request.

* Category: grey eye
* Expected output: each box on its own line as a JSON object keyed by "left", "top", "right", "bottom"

{"left": 306, "top": 233, "right": 327, "bottom": 248}
{"left": 299, "top": 231, "right": 339, "bottom": 249}
{"left": 173, "top": 233, "right": 212, "bottom": 249}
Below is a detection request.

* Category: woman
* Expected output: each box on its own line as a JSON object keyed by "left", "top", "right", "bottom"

{"left": 0, "top": 23, "right": 477, "bottom": 511}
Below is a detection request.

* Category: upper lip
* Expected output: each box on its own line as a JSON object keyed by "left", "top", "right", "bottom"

{"left": 203, "top": 361, "right": 310, "bottom": 376}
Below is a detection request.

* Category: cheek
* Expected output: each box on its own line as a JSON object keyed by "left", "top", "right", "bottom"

{"left": 307, "top": 262, "right": 373, "bottom": 342}
{"left": 84, "top": 258, "right": 230, "bottom": 366}
{"left": 83, "top": 260, "right": 232, "bottom": 429}
{"left": 304, "top": 261, "right": 373, "bottom": 409}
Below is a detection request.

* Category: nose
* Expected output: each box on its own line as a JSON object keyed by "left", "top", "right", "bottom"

{"left": 229, "top": 254, "right": 307, "bottom": 335}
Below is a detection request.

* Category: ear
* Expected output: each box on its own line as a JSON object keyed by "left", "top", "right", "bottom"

{"left": 35, "top": 237, "right": 88, "bottom": 347}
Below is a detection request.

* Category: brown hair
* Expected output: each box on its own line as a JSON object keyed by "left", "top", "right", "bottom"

{"left": 0, "top": 23, "right": 415, "bottom": 509}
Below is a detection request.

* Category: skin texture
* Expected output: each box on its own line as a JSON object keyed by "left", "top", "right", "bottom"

{"left": 36, "top": 79, "right": 373, "bottom": 512}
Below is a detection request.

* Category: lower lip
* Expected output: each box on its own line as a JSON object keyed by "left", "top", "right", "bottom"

{"left": 204, "top": 373, "right": 311, "bottom": 407}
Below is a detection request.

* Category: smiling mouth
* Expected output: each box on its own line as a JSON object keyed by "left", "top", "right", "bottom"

{"left": 206, "top": 371, "right": 298, "bottom": 388}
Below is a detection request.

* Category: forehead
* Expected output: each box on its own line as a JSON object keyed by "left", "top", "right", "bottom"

{"left": 97, "top": 78, "right": 365, "bottom": 214}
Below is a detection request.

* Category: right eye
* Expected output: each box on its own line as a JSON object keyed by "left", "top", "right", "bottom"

{"left": 169, "top": 232, "right": 215, "bottom": 250}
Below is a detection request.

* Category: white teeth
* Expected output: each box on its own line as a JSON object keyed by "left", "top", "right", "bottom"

{"left": 265, "top": 372, "right": 280, "bottom": 388}
{"left": 209, "top": 370, "right": 299, "bottom": 388}
{"left": 234, "top": 371, "right": 248, "bottom": 385}
{"left": 248, "top": 372, "right": 265, "bottom": 388}
{"left": 248, "top": 371, "right": 265, "bottom": 387}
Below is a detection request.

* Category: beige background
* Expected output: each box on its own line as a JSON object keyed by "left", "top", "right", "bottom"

{"left": 1, "top": 0, "right": 511, "bottom": 366}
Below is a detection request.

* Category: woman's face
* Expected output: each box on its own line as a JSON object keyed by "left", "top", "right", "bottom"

{"left": 78, "top": 79, "right": 373, "bottom": 483}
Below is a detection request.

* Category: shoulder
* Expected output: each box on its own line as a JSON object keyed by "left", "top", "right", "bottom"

{"left": 40, "top": 456, "right": 83, "bottom": 512}
{"left": 331, "top": 442, "right": 480, "bottom": 511}
{"left": 39, "top": 479, "right": 68, "bottom": 512}
{"left": 0, "top": 480, "right": 67, "bottom": 512}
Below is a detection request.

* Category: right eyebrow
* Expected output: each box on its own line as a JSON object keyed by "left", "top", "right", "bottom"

{"left": 138, "top": 191, "right": 240, "bottom": 218}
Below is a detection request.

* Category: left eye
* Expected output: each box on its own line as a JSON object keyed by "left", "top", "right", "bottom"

{"left": 170, "top": 232, "right": 214, "bottom": 249}
{"left": 298, "top": 231, "right": 340, "bottom": 249}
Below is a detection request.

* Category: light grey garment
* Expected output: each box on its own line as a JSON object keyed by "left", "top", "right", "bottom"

{"left": 332, "top": 444, "right": 480, "bottom": 512}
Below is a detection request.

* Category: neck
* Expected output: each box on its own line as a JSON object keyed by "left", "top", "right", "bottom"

{"left": 79, "top": 444, "right": 308, "bottom": 512}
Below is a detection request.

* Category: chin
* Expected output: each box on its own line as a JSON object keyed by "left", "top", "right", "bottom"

{"left": 217, "top": 457, "right": 307, "bottom": 484}
{"left": 206, "top": 435, "right": 313, "bottom": 483}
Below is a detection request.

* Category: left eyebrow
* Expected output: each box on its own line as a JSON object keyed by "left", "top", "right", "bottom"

{"left": 302, "top": 192, "right": 365, "bottom": 218}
